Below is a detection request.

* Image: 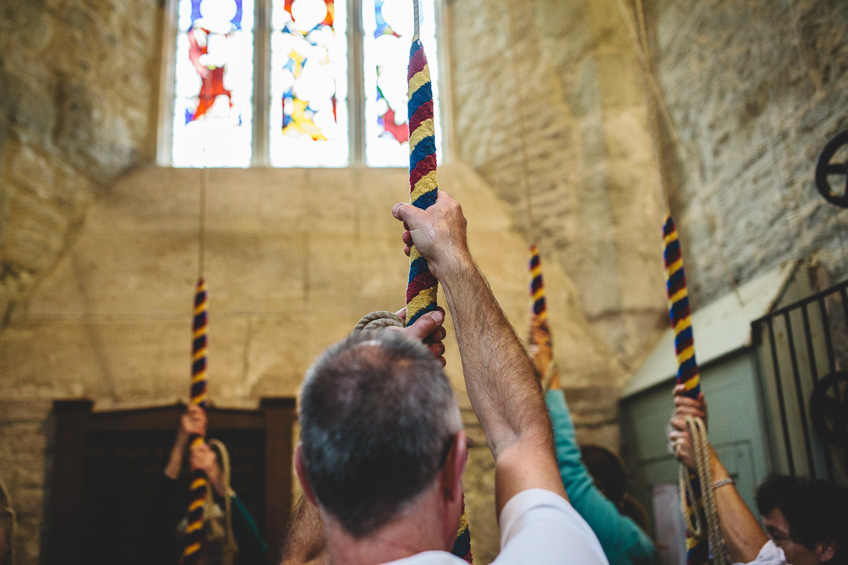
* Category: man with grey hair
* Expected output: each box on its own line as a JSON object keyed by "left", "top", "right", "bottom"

{"left": 287, "top": 191, "right": 607, "bottom": 565}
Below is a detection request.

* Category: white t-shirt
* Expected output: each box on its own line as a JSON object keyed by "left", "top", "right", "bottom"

{"left": 385, "top": 489, "right": 608, "bottom": 565}
{"left": 735, "top": 540, "right": 786, "bottom": 565}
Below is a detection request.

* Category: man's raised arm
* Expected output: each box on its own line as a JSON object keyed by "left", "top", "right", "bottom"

{"left": 393, "top": 193, "right": 566, "bottom": 515}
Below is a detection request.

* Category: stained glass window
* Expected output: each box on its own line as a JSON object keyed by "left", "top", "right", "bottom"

{"left": 167, "top": 0, "right": 442, "bottom": 168}
{"left": 362, "top": 0, "right": 441, "bottom": 167}
{"left": 270, "top": 0, "right": 348, "bottom": 167}
{"left": 172, "top": 0, "right": 255, "bottom": 167}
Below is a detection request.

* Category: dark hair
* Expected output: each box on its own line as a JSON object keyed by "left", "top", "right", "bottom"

{"left": 299, "top": 331, "right": 461, "bottom": 538}
{"left": 581, "top": 444, "right": 627, "bottom": 506}
{"left": 756, "top": 474, "right": 848, "bottom": 564}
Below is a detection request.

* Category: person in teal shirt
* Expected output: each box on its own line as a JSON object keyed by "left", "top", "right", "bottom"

{"left": 529, "top": 314, "right": 656, "bottom": 565}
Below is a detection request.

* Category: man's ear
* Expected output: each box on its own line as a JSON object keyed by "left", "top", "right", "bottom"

{"left": 294, "top": 443, "right": 319, "bottom": 507}
{"left": 441, "top": 430, "right": 468, "bottom": 504}
{"left": 816, "top": 541, "right": 837, "bottom": 564}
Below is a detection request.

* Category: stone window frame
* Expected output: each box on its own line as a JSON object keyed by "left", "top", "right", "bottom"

{"left": 155, "top": 0, "right": 455, "bottom": 167}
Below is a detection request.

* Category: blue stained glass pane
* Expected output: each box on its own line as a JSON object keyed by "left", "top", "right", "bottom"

{"left": 191, "top": 0, "right": 244, "bottom": 30}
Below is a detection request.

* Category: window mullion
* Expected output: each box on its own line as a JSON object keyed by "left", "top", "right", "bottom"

{"left": 433, "top": 0, "right": 453, "bottom": 164}
{"left": 157, "top": 0, "right": 179, "bottom": 166}
{"left": 253, "top": 0, "right": 271, "bottom": 166}
{"left": 348, "top": 0, "right": 365, "bottom": 166}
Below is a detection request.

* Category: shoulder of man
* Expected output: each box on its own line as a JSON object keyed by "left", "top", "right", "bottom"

{"left": 495, "top": 489, "right": 608, "bottom": 565}
{"left": 734, "top": 540, "right": 786, "bottom": 565}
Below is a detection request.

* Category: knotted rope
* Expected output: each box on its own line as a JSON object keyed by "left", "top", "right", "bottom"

{"left": 182, "top": 278, "right": 209, "bottom": 564}
{"left": 352, "top": 311, "right": 404, "bottom": 332}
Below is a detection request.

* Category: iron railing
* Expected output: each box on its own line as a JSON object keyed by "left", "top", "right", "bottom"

{"left": 751, "top": 277, "right": 848, "bottom": 485}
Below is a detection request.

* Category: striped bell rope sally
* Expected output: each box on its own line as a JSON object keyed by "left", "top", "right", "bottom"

{"left": 663, "top": 216, "right": 726, "bottom": 565}
{"left": 404, "top": 3, "right": 470, "bottom": 561}
{"left": 405, "top": 32, "right": 439, "bottom": 327}
{"left": 530, "top": 244, "right": 547, "bottom": 323}
{"left": 182, "top": 277, "right": 210, "bottom": 564}
{"left": 527, "top": 244, "right": 559, "bottom": 391}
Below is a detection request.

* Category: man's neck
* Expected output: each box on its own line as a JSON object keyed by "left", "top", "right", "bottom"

{"left": 324, "top": 489, "right": 450, "bottom": 565}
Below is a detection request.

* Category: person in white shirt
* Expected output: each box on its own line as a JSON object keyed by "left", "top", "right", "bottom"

{"left": 283, "top": 191, "right": 607, "bottom": 565}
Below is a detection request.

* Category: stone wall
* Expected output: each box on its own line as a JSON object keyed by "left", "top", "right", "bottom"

{"left": 648, "top": 0, "right": 848, "bottom": 307}
{"left": 0, "top": 0, "right": 160, "bottom": 329}
{"left": 449, "top": 0, "right": 669, "bottom": 371}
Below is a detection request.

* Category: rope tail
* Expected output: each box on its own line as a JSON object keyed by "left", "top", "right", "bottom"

{"left": 406, "top": 10, "right": 470, "bottom": 561}
{"left": 182, "top": 278, "right": 209, "bottom": 564}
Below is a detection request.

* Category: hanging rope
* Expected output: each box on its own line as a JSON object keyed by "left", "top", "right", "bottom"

{"left": 614, "top": 0, "right": 744, "bottom": 306}
{"left": 664, "top": 216, "right": 727, "bottom": 565}
{"left": 181, "top": 50, "right": 214, "bottom": 565}
{"left": 405, "top": 3, "right": 439, "bottom": 327}
{"left": 680, "top": 417, "right": 727, "bottom": 565}
{"left": 412, "top": 0, "right": 420, "bottom": 42}
{"left": 182, "top": 277, "right": 210, "bottom": 564}
{"left": 613, "top": 2, "right": 729, "bottom": 561}
{"left": 528, "top": 245, "right": 559, "bottom": 391}
{"left": 503, "top": 0, "right": 537, "bottom": 244}
{"left": 406, "top": 4, "right": 471, "bottom": 560}
{"left": 198, "top": 167, "right": 208, "bottom": 280}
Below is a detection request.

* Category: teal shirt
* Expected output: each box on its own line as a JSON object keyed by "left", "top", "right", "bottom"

{"left": 546, "top": 390, "right": 656, "bottom": 565}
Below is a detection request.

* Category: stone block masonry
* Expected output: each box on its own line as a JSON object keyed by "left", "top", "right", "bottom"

{"left": 649, "top": 0, "right": 848, "bottom": 307}
{"left": 449, "top": 0, "right": 669, "bottom": 372}
{"left": 0, "top": 0, "right": 160, "bottom": 329}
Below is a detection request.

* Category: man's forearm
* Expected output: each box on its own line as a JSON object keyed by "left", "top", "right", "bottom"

{"left": 439, "top": 256, "right": 551, "bottom": 456}
{"left": 708, "top": 446, "right": 768, "bottom": 563}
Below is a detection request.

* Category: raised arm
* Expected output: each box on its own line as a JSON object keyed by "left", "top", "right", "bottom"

{"left": 393, "top": 193, "right": 566, "bottom": 515}
{"left": 669, "top": 387, "right": 768, "bottom": 563}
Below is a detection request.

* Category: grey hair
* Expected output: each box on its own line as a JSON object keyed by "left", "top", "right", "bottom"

{"left": 298, "top": 330, "right": 462, "bottom": 538}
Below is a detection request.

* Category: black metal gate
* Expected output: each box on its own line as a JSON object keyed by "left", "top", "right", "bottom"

{"left": 751, "top": 278, "right": 848, "bottom": 484}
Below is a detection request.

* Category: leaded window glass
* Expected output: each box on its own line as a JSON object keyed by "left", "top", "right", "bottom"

{"left": 172, "top": 0, "right": 255, "bottom": 167}
{"left": 270, "top": 0, "right": 348, "bottom": 167}
{"left": 362, "top": 0, "right": 441, "bottom": 167}
{"left": 166, "top": 0, "right": 442, "bottom": 168}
